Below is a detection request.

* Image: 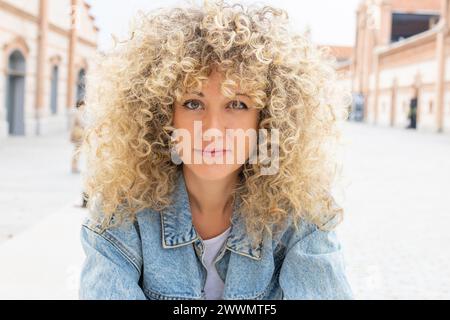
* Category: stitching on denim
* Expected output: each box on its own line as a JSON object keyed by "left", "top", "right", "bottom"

{"left": 282, "top": 221, "right": 324, "bottom": 258}
{"left": 102, "top": 231, "right": 142, "bottom": 267}
{"left": 224, "top": 269, "right": 274, "bottom": 300}
{"left": 226, "top": 246, "right": 262, "bottom": 261}
{"left": 82, "top": 224, "right": 142, "bottom": 274}
{"left": 143, "top": 287, "right": 201, "bottom": 300}
{"left": 160, "top": 211, "right": 198, "bottom": 248}
{"left": 226, "top": 286, "right": 268, "bottom": 300}
{"left": 82, "top": 218, "right": 143, "bottom": 267}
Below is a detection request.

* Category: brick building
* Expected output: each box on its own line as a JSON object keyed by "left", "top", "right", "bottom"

{"left": 0, "top": 0, "right": 98, "bottom": 137}
{"left": 342, "top": 0, "right": 450, "bottom": 133}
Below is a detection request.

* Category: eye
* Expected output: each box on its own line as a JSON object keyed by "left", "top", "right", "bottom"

{"left": 228, "top": 100, "right": 248, "bottom": 110}
{"left": 182, "top": 99, "right": 203, "bottom": 111}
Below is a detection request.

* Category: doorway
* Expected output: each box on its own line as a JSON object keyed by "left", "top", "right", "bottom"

{"left": 50, "top": 65, "right": 59, "bottom": 115}
{"left": 5, "top": 50, "right": 26, "bottom": 136}
{"left": 407, "top": 97, "right": 418, "bottom": 129}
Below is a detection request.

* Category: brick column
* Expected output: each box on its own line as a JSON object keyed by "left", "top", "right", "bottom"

{"left": 351, "top": 8, "right": 362, "bottom": 94}
{"left": 372, "top": 51, "right": 380, "bottom": 124}
{"left": 357, "top": 8, "right": 366, "bottom": 95}
{"left": 67, "top": 0, "right": 78, "bottom": 110}
{"left": 35, "top": 0, "right": 49, "bottom": 136}
{"left": 360, "top": 4, "right": 375, "bottom": 122}
{"left": 390, "top": 78, "right": 398, "bottom": 127}
{"left": 379, "top": 1, "right": 392, "bottom": 46}
{"left": 362, "top": 26, "right": 372, "bottom": 122}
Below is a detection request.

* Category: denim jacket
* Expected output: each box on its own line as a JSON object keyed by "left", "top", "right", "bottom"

{"left": 79, "top": 171, "right": 353, "bottom": 300}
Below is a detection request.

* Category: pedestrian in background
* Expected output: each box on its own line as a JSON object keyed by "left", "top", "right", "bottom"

{"left": 70, "top": 99, "right": 86, "bottom": 174}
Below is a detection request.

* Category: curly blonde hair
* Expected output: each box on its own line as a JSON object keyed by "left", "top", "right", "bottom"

{"left": 82, "top": 0, "right": 349, "bottom": 247}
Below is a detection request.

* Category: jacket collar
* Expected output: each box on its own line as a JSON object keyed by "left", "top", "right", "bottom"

{"left": 160, "top": 169, "right": 264, "bottom": 260}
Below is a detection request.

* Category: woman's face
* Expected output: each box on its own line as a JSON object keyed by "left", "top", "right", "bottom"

{"left": 173, "top": 68, "right": 260, "bottom": 181}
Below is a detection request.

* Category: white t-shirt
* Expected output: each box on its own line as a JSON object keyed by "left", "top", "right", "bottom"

{"left": 202, "top": 227, "right": 231, "bottom": 300}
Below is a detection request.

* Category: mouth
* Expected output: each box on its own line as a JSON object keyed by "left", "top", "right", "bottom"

{"left": 194, "top": 149, "right": 232, "bottom": 157}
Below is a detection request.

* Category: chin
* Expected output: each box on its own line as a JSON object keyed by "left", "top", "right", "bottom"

{"left": 183, "top": 163, "right": 241, "bottom": 181}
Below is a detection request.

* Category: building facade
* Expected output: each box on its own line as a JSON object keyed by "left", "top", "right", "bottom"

{"left": 346, "top": 0, "right": 450, "bottom": 133}
{"left": 0, "top": 0, "right": 98, "bottom": 138}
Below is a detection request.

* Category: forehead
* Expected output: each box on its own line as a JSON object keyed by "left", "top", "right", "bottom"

{"left": 182, "top": 76, "right": 251, "bottom": 98}
{"left": 181, "top": 89, "right": 252, "bottom": 102}
{"left": 176, "top": 64, "right": 258, "bottom": 103}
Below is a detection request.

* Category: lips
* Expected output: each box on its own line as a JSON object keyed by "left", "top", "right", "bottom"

{"left": 194, "top": 148, "right": 231, "bottom": 157}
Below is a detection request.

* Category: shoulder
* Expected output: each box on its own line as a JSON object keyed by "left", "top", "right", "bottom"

{"left": 274, "top": 212, "right": 343, "bottom": 254}
{"left": 275, "top": 213, "right": 353, "bottom": 299}
{"left": 80, "top": 209, "right": 151, "bottom": 272}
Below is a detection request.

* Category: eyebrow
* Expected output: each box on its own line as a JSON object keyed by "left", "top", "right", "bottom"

{"left": 189, "top": 91, "right": 251, "bottom": 99}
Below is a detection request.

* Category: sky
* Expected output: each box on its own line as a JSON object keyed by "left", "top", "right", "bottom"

{"left": 86, "top": 0, "right": 361, "bottom": 51}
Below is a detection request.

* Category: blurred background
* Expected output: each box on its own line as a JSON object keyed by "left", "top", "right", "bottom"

{"left": 0, "top": 0, "right": 449, "bottom": 299}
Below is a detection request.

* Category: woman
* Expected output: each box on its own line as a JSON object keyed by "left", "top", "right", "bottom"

{"left": 79, "top": 1, "right": 352, "bottom": 300}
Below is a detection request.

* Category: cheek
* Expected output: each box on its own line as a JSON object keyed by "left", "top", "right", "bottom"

{"left": 229, "top": 109, "right": 259, "bottom": 130}
{"left": 172, "top": 108, "right": 194, "bottom": 153}
{"left": 172, "top": 106, "right": 185, "bottom": 128}
{"left": 173, "top": 108, "right": 197, "bottom": 134}
{"left": 244, "top": 110, "right": 260, "bottom": 154}
{"left": 227, "top": 110, "right": 260, "bottom": 158}
{"left": 250, "top": 109, "right": 260, "bottom": 128}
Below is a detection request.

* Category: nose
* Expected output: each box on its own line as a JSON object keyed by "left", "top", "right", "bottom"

{"left": 198, "top": 106, "right": 226, "bottom": 147}
{"left": 202, "top": 107, "right": 226, "bottom": 139}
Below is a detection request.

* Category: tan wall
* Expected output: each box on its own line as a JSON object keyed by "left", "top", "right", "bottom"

{"left": 78, "top": 2, "right": 97, "bottom": 45}
{"left": 445, "top": 90, "right": 450, "bottom": 132}
{"left": 48, "top": 0, "right": 71, "bottom": 31}
{"left": 336, "top": 64, "right": 352, "bottom": 102}
{"left": 1, "top": 0, "right": 39, "bottom": 16}
{"left": 44, "top": 29, "right": 70, "bottom": 117}
{"left": 391, "top": 0, "right": 441, "bottom": 12}
{"left": 379, "top": 39, "right": 436, "bottom": 70}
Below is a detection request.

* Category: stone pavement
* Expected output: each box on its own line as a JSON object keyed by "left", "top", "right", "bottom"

{"left": 0, "top": 133, "right": 84, "bottom": 244}
{"left": 0, "top": 122, "right": 449, "bottom": 299}
{"left": 0, "top": 131, "right": 87, "bottom": 299}
{"left": 338, "top": 122, "right": 450, "bottom": 299}
{"left": 0, "top": 204, "right": 86, "bottom": 299}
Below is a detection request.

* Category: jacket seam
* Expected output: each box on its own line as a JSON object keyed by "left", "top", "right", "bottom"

{"left": 283, "top": 217, "right": 339, "bottom": 258}
{"left": 82, "top": 224, "right": 142, "bottom": 274}
{"left": 225, "top": 285, "right": 269, "bottom": 300}
{"left": 143, "top": 287, "right": 202, "bottom": 300}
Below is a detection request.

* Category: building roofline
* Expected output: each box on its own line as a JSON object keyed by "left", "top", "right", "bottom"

{"left": 82, "top": 0, "right": 99, "bottom": 33}
{"left": 391, "top": 9, "right": 440, "bottom": 15}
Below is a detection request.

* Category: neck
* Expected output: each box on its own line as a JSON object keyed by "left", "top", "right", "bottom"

{"left": 182, "top": 166, "right": 239, "bottom": 218}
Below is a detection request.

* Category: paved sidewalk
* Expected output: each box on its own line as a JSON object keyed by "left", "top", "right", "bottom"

{"left": 338, "top": 123, "right": 450, "bottom": 299}
{"left": 0, "top": 133, "right": 84, "bottom": 243}
{"left": 0, "top": 132, "right": 87, "bottom": 299}
{"left": 0, "top": 203, "right": 86, "bottom": 299}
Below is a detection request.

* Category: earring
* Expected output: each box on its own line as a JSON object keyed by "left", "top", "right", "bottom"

{"left": 170, "top": 145, "right": 183, "bottom": 165}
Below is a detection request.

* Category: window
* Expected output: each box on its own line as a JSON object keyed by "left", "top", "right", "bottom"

{"left": 391, "top": 13, "right": 440, "bottom": 43}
